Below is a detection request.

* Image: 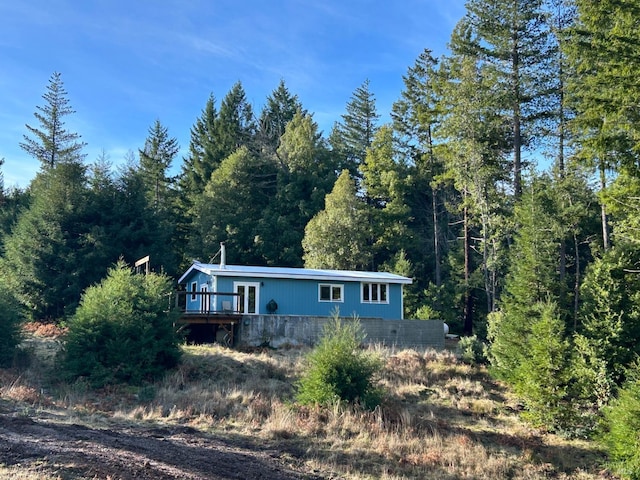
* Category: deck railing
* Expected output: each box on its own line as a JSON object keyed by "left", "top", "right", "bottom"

{"left": 173, "top": 290, "right": 242, "bottom": 315}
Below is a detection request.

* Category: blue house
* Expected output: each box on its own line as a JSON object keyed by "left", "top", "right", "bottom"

{"left": 177, "top": 261, "right": 412, "bottom": 321}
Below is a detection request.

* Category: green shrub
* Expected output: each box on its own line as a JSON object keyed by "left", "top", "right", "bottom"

{"left": 0, "top": 284, "right": 23, "bottom": 367}
{"left": 601, "top": 365, "right": 640, "bottom": 479}
{"left": 296, "top": 311, "right": 383, "bottom": 409}
{"left": 458, "top": 335, "right": 487, "bottom": 365}
{"left": 60, "top": 261, "right": 183, "bottom": 387}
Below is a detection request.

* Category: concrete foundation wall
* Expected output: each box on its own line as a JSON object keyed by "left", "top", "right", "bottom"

{"left": 237, "top": 315, "right": 444, "bottom": 350}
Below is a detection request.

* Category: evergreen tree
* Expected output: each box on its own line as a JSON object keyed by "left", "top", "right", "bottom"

{"left": 302, "top": 170, "right": 371, "bottom": 270}
{"left": 111, "top": 161, "right": 177, "bottom": 273}
{"left": 61, "top": 261, "right": 182, "bottom": 387}
{"left": 545, "top": 0, "right": 577, "bottom": 174}
{"left": 256, "top": 111, "right": 336, "bottom": 266}
{"left": 577, "top": 244, "right": 640, "bottom": 387}
{"left": 488, "top": 174, "right": 566, "bottom": 381}
{"left": 436, "top": 38, "right": 511, "bottom": 334}
{"left": 0, "top": 281, "right": 23, "bottom": 367}
{"left": 566, "top": 0, "right": 640, "bottom": 249}
{"left": 139, "top": 119, "right": 179, "bottom": 214}
{"left": 392, "top": 50, "right": 447, "bottom": 290}
{"left": 137, "top": 120, "right": 180, "bottom": 274}
{"left": 20, "top": 72, "right": 86, "bottom": 169}
{"left": 0, "top": 162, "right": 97, "bottom": 320}
{"left": 0, "top": 158, "right": 30, "bottom": 242}
{"left": 566, "top": 0, "right": 640, "bottom": 173}
{"left": 179, "top": 94, "right": 220, "bottom": 199}
{"left": 329, "top": 79, "right": 380, "bottom": 178}
{"left": 192, "top": 147, "right": 276, "bottom": 265}
{"left": 258, "top": 80, "right": 304, "bottom": 155}
{"left": 514, "top": 300, "right": 576, "bottom": 432}
{"left": 216, "top": 81, "right": 257, "bottom": 157}
{"left": 452, "top": 0, "right": 553, "bottom": 197}
{"left": 360, "top": 125, "right": 411, "bottom": 269}
{"left": 601, "top": 363, "right": 640, "bottom": 479}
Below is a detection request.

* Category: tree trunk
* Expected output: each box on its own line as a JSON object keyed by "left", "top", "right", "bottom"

{"left": 432, "top": 186, "right": 442, "bottom": 287}
{"left": 573, "top": 232, "right": 580, "bottom": 329}
{"left": 599, "top": 160, "right": 610, "bottom": 250}
{"left": 463, "top": 204, "right": 474, "bottom": 335}
{"left": 512, "top": 29, "right": 522, "bottom": 198}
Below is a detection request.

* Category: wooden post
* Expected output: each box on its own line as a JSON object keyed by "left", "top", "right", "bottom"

{"left": 135, "top": 255, "right": 150, "bottom": 275}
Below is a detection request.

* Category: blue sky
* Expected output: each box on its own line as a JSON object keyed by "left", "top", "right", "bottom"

{"left": 0, "top": 0, "right": 466, "bottom": 188}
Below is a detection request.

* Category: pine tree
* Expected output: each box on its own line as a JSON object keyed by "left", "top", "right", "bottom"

{"left": 192, "top": 147, "right": 276, "bottom": 265}
{"left": 360, "top": 125, "right": 411, "bottom": 269}
{"left": 216, "top": 81, "right": 257, "bottom": 157}
{"left": 0, "top": 162, "right": 95, "bottom": 320}
{"left": 139, "top": 119, "right": 179, "bottom": 214}
{"left": 392, "top": 49, "right": 453, "bottom": 315}
{"left": 20, "top": 72, "right": 86, "bottom": 169}
{"left": 256, "top": 111, "right": 336, "bottom": 266}
{"left": 436, "top": 37, "right": 511, "bottom": 334}
{"left": 566, "top": 0, "right": 640, "bottom": 249}
{"left": 452, "top": 0, "right": 553, "bottom": 197}
{"left": 330, "top": 79, "right": 380, "bottom": 178}
{"left": 258, "top": 80, "right": 304, "bottom": 156}
{"left": 179, "top": 94, "right": 220, "bottom": 198}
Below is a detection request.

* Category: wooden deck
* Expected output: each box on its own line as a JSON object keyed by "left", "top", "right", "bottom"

{"left": 178, "top": 312, "right": 242, "bottom": 325}
{"left": 174, "top": 290, "right": 243, "bottom": 346}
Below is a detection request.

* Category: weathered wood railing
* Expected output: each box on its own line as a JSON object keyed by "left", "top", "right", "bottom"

{"left": 172, "top": 290, "right": 242, "bottom": 315}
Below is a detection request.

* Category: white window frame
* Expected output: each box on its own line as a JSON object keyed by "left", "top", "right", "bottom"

{"left": 234, "top": 281, "right": 261, "bottom": 315}
{"left": 190, "top": 281, "right": 198, "bottom": 301}
{"left": 200, "top": 284, "right": 210, "bottom": 312}
{"left": 361, "top": 282, "right": 389, "bottom": 304}
{"left": 318, "top": 283, "right": 344, "bottom": 303}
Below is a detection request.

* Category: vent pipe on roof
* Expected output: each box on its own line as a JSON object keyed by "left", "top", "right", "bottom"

{"left": 220, "top": 242, "right": 226, "bottom": 269}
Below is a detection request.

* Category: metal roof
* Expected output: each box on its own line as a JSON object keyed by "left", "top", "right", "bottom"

{"left": 178, "top": 262, "right": 413, "bottom": 285}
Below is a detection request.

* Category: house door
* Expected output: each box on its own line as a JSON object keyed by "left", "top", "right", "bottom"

{"left": 200, "top": 284, "right": 210, "bottom": 312}
{"left": 234, "top": 282, "right": 260, "bottom": 314}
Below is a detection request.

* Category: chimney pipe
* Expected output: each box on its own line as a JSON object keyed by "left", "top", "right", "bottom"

{"left": 220, "top": 242, "right": 226, "bottom": 269}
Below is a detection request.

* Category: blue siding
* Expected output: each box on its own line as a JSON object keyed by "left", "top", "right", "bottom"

{"left": 182, "top": 270, "right": 405, "bottom": 320}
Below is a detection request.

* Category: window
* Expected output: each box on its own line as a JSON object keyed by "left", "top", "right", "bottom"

{"left": 362, "top": 283, "right": 388, "bottom": 304}
{"left": 319, "top": 284, "right": 343, "bottom": 302}
{"left": 190, "top": 281, "right": 198, "bottom": 301}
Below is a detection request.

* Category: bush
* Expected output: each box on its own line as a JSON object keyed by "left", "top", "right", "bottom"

{"left": 601, "top": 365, "right": 640, "bottom": 479}
{"left": 296, "top": 310, "right": 383, "bottom": 409}
{"left": 0, "top": 284, "right": 23, "bottom": 367}
{"left": 60, "top": 261, "right": 183, "bottom": 387}
{"left": 458, "top": 335, "right": 487, "bottom": 365}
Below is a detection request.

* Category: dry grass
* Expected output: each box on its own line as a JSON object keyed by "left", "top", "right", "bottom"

{"left": 0, "top": 330, "right": 612, "bottom": 480}
{"left": 0, "top": 466, "right": 64, "bottom": 480}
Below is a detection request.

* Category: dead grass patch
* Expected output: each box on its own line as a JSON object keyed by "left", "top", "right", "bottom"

{"left": 22, "top": 321, "right": 68, "bottom": 338}
{"left": 2, "top": 340, "right": 611, "bottom": 480}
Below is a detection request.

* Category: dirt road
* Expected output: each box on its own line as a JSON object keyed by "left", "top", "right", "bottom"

{"left": 0, "top": 410, "right": 325, "bottom": 479}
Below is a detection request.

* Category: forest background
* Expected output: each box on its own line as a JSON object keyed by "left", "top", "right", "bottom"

{"left": 1, "top": 0, "right": 640, "bottom": 447}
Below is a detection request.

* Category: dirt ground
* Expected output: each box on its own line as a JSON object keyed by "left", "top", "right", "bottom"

{"left": 0, "top": 405, "right": 325, "bottom": 480}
